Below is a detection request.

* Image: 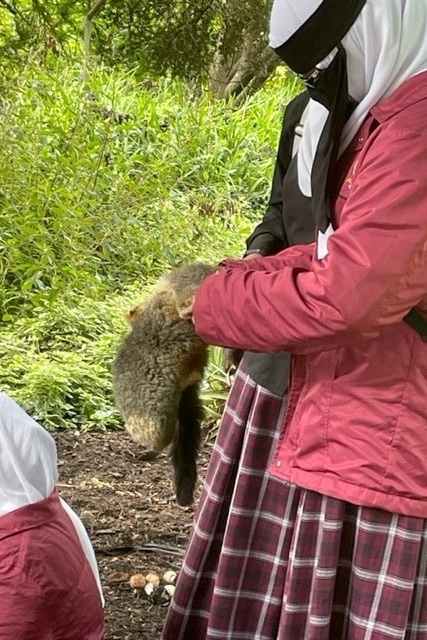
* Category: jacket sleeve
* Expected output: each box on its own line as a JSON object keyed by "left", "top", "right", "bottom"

{"left": 193, "top": 126, "right": 427, "bottom": 354}
{"left": 244, "top": 91, "right": 310, "bottom": 256}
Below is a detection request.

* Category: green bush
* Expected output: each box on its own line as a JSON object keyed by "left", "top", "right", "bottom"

{"left": 0, "top": 292, "right": 129, "bottom": 430}
{"left": 0, "top": 63, "right": 300, "bottom": 430}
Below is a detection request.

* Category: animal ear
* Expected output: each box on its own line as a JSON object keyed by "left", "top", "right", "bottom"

{"left": 177, "top": 294, "right": 195, "bottom": 320}
{"left": 125, "top": 301, "right": 147, "bottom": 325}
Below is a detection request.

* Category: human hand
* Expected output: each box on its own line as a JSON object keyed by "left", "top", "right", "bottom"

{"left": 243, "top": 252, "right": 262, "bottom": 260}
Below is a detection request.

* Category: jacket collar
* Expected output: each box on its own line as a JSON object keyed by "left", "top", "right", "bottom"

{"left": 372, "top": 70, "right": 427, "bottom": 123}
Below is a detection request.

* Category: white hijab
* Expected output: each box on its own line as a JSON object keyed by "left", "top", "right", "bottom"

{"left": 0, "top": 392, "right": 104, "bottom": 605}
{"left": 270, "top": 0, "right": 427, "bottom": 197}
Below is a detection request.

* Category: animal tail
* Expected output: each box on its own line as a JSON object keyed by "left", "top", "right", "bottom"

{"left": 170, "top": 382, "right": 203, "bottom": 506}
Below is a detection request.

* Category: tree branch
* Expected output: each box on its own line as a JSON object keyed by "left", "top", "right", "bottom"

{"left": 0, "top": 0, "right": 19, "bottom": 16}
{"left": 81, "top": 0, "right": 108, "bottom": 82}
{"left": 87, "top": 0, "right": 108, "bottom": 22}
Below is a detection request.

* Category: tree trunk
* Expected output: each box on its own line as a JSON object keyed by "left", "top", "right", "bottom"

{"left": 208, "top": 0, "right": 278, "bottom": 104}
{"left": 81, "top": 0, "right": 108, "bottom": 82}
{"left": 209, "top": 36, "right": 278, "bottom": 103}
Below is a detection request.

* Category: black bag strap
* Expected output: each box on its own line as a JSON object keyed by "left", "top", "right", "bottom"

{"left": 404, "top": 308, "right": 427, "bottom": 340}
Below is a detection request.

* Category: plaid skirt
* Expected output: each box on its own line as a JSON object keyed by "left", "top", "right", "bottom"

{"left": 161, "top": 369, "right": 427, "bottom": 640}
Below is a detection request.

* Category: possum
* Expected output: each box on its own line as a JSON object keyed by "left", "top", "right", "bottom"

{"left": 112, "top": 262, "right": 217, "bottom": 506}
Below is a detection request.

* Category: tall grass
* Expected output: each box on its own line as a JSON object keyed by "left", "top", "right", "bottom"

{"left": 0, "top": 62, "right": 300, "bottom": 430}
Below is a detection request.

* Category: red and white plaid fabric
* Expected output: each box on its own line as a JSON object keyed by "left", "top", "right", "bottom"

{"left": 161, "top": 369, "right": 427, "bottom": 640}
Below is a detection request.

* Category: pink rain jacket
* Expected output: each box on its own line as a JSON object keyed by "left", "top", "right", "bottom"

{"left": 194, "top": 72, "right": 427, "bottom": 518}
{"left": 0, "top": 491, "right": 105, "bottom": 639}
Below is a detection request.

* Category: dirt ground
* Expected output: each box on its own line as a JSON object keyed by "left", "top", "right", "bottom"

{"left": 55, "top": 429, "right": 212, "bottom": 640}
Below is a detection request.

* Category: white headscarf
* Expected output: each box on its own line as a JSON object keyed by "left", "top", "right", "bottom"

{"left": 270, "top": 0, "right": 427, "bottom": 197}
{"left": 0, "top": 392, "right": 104, "bottom": 605}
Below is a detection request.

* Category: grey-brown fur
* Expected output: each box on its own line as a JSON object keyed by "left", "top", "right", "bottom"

{"left": 112, "top": 262, "right": 216, "bottom": 505}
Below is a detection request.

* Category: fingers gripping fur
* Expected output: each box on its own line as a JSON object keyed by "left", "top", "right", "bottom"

{"left": 157, "top": 262, "right": 217, "bottom": 319}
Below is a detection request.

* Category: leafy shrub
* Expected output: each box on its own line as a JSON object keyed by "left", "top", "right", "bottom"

{"left": 0, "top": 63, "right": 300, "bottom": 430}
{"left": 0, "top": 291, "right": 131, "bottom": 430}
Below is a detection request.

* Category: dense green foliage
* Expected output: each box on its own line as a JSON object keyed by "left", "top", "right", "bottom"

{"left": 0, "top": 0, "right": 271, "bottom": 82}
{"left": 0, "top": 62, "right": 300, "bottom": 431}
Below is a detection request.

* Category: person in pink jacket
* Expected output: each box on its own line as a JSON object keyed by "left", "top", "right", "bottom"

{"left": 0, "top": 392, "right": 105, "bottom": 639}
{"left": 162, "top": 1, "right": 427, "bottom": 639}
